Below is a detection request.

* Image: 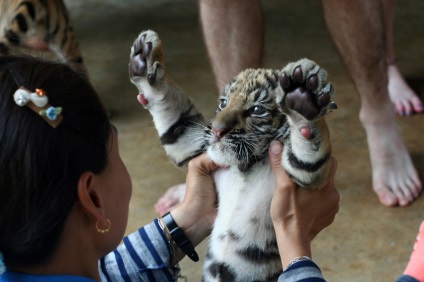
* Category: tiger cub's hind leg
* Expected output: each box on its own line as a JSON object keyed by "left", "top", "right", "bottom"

{"left": 279, "top": 58, "right": 336, "bottom": 189}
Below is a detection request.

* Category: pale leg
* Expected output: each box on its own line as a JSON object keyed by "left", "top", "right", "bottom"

{"left": 383, "top": 0, "right": 424, "bottom": 115}
{"left": 199, "top": 0, "right": 263, "bottom": 91}
{"left": 321, "top": 0, "right": 422, "bottom": 206}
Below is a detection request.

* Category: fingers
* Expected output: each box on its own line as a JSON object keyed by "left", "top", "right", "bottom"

{"left": 269, "top": 140, "right": 283, "bottom": 169}
{"left": 187, "top": 153, "right": 220, "bottom": 176}
{"left": 269, "top": 141, "right": 295, "bottom": 191}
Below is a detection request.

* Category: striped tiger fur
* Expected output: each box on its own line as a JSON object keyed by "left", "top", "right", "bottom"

{"left": 129, "top": 30, "right": 337, "bottom": 281}
{"left": 0, "top": 0, "right": 84, "bottom": 71}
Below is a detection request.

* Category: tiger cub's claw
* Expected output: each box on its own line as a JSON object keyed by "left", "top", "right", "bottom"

{"left": 129, "top": 30, "right": 165, "bottom": 86}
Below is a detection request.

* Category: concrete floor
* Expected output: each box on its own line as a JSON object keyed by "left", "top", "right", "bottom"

{"left": 64, "top": 0, "right": 424, "bottom": 281}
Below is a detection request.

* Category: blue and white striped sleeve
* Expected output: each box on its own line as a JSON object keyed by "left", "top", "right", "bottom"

{"left": 98, "top": 219, "right": 177, "bottom": 282}
{"left": 278, "top": 260, "right": 326, "bottom": 282}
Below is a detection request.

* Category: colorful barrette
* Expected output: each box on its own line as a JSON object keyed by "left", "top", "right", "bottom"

{"left": 13, "top": 87, "right": 63, "bottom": 128}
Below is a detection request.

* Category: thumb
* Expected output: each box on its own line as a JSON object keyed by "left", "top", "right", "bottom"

{"left": 269, "top": 141, "right": 283, "bottom": 171}
{"left": 187, "top": 153, "right": 220, "bottom": 177}
{"left": 269, "top": 141, "right": 292, "bottom": 185}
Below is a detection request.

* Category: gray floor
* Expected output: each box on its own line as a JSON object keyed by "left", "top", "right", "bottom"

{"left": 64, "top": 0, "right": 424, "bottom": 281}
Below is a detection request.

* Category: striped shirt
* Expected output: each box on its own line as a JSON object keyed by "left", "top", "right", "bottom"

{"left": 99, "top": 219, "right": 176, "bottom": 282}
{"left": 99, "top": 219, "right": 327, "bottom": 281}
{"left": 1, "top": 219, "right": 417, "bottom": 281}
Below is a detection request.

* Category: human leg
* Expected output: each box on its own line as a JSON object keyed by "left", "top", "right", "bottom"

{"left": 199, "top": 0, "right": 264, "bottom": 91}
{"left": 382, "top": 0, "right": 424, "bottom": 116}
{"left": 321, "top": 0, "right": 421, "bottom": 206}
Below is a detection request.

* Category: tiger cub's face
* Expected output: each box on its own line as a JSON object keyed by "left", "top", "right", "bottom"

{"left": 206, "top": 69, "right": 286, "bottom": 172}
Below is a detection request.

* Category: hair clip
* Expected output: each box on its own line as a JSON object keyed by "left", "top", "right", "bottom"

{"left": 13, "top": 87, "right": 63, "bottom": 128}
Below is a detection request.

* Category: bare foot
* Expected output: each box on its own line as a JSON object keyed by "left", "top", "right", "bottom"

{"left": 363, "top": 118, "right": 422, "bottom": 206}
{"left": 154, "top": 183, "right": 186, "bottom": 216}
{"left": 388, "top": 64, "right": 424, "bottom": 116}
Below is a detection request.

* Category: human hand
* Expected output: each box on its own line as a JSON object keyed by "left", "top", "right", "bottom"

{"left": 170, "top": 153, "right": 220, "bottom": 247}
{"left": 268, "top": 141, "right": 339, "bottom": 269}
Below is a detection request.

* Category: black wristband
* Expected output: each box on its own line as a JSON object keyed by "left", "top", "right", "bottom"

{"left": 162, "top": 212, "right": 199, "bottom": 262}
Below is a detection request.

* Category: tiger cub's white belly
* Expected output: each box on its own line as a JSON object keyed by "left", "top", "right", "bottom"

{"left": 211, "top": 162, "right": 276, "bottom": 260}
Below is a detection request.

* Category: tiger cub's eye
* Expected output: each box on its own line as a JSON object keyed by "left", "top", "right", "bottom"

{"left": 250, "top": 105, "right": 267, "bottom": 117}
{"left": 218, "top": 99, "right": 228, "bottom": 110}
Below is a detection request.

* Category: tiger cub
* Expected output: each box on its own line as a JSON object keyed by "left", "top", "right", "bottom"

{"left": 129, "top": 30, "right": 336, "bottom": 281}
{"left": 0, "top": 0, "right": 84, "bottom": 71}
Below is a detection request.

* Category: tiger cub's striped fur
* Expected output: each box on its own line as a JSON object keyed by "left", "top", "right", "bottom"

{"left": 0, "top": 0, "right": 84, "bottom": 71}
{"left": 129, "top": 30, "right": 336, "bottom": 281}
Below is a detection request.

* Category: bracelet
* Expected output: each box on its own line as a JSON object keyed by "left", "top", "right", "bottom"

{"left": 286, "top": 256, "right": 311, "bottom": 269}
{"left": 161, "top": 212, "right": 199, "bottom": 262}
{"left": 157, "top": 218, "right": 182, "bottom": 280}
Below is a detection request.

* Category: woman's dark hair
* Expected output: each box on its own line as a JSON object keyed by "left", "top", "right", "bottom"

{"left": 0, "top": 56, "right": 111, "bottom": 268}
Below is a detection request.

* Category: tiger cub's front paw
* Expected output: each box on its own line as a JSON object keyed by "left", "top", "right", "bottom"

{"left": 129, "top": 30, "right": 165, "bottom": 86}
{"left": 280, "top": 58, "right": 336, "bottom": 120}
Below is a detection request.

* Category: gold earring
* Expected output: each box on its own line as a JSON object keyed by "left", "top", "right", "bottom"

{"left": 96, "top": 219, "right": 111, "bottom": 233}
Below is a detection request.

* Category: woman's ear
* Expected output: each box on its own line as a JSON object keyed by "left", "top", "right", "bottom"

{"left": 77, "top": 171, "right": 105, "bottom": 222}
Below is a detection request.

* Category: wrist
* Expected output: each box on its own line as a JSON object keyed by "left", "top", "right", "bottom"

{"left": 170, "top": 205, "right": 213, "bottom": 249}
{"left": 273, "top": 222, "right": 312, "bottom": 270}
{"left": 161, "top": 212, "right": 199, "bottom": 262}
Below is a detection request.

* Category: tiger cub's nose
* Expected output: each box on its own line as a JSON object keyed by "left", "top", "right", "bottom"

{"left": 211, "top": 128, "right": 227, "bottom": 139}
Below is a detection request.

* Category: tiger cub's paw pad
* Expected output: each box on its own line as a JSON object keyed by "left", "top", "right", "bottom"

{"left": 280, "top": 59, "right": 336, "bottom": 120}
{"left": 129, "top": 30, "right": 164, "bottom": 85}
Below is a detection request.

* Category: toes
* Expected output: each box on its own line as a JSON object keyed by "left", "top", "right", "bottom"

{"left": 280, "top": 72, "right": 290, "bottom": 89}
{"left": 407, "top": 176, "right": 422, "bottom": 198}
{"left": 130, "top": 32, "right": 155, "bottom": 77}
{"left": 411, "top": 97, "right": 424, "bottom": 114}
{"left": 394, "top": 102, "right": 404, "bottom": 116}
{"left": 401, "top": 100, "right": 413, "bottom": 116}
{"left": 393, "top": 97, "right": 424, "bottom": 116}
{"left": 413, "top": 101, "right": 424, "bottom": 113}
{"left": 137, "top": 33, "right": 153, "bottom": 57}
{"left": 133, "top": 33, "right": 146, "bottom": 56}
{"left": 130, "top": 55, "right": 147, "bottom": 77}
{"left": 374, "top": 177, "right": 422, "bottom": 207}
{"left": 306, "top": 74, "right": 318, "bottom": 91}
{"left": 375, "top": 187, "right": 398, "bottom": 207}
{"left": 147, "top": 73, "right": 155, "bottom": 84}
{"left": 144, "top": 42, "right": 152, "bottom": 57}
{"left": 396, "top": 187, "right": 413, "bottom": 207}
{"left": 293, "top": 66, "right": 303, "bottom": 83}
{"left": 280, "top": 59, "right": 335, "bottom": 119}
{"left": 317, "top": 93, "right": 330, "bottom": 108}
